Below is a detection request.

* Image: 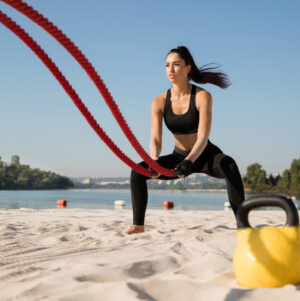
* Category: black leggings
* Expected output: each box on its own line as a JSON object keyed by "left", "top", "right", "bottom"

{"left": 130, "top": 141, "right": 245, "bottom": 225}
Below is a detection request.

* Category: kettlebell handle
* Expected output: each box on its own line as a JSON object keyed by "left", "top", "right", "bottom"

{"left": 236, "top": 194, "right": 299, "bottom": 229}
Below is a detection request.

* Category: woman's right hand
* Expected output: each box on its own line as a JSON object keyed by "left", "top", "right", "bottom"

{"left": 151, "top": 172, "right": 161, "bottom": 179}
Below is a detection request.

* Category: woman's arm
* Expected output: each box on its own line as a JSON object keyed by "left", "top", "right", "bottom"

{"left": 150, "top": 95, "right": 164, "bottom": 160}
{"left": 185, "top": 90, "right": 212, "bottom": 163}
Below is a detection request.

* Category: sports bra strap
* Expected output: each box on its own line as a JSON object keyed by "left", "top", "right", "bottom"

{"left": 191, "top": 84, "right": 196, "bottom": 95}
{"left": 166, "top": 88, "right": 171, "bottom": 102}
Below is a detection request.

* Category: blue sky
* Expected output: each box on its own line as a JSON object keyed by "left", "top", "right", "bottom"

{"left": 0, "top": 0, "right": 299, "bottom": 177}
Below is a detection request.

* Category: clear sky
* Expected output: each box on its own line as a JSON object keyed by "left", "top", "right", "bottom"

{"left": 0, "top": 0, "right": 299, "bottom": 178}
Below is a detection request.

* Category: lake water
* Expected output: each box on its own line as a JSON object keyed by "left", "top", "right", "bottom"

{"left": 0, "top": 189, "right": 233, "bottom": 210}
{"left": 0, "top": 189, "right": 297, "bottom": 211}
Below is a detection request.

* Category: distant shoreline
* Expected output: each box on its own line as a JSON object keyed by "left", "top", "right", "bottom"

{"left": 184, "top": 189, "right": 227, "bottom": 192}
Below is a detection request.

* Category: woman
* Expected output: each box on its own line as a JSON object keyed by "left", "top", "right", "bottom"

{"left": 126, "top": 46, "right": 244, "bottom": 235}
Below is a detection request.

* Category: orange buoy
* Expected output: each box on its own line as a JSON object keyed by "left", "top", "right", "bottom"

{"left": 163, "top": 201, "right": 174, "bottom": 210}
{"left": 57, "top": 199, "right": 67, "bottom": 207}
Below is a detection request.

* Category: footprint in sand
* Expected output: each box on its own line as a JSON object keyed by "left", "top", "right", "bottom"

{"left": 77, "top": 226, "right": 88, "bottom": 231}
{"left": 125, "top": 261, "right": 156, "bottom": 279}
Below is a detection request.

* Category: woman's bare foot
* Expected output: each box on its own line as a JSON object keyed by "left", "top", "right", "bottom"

{"left": 125, "top": 225, "right": 145, "bottom": 235}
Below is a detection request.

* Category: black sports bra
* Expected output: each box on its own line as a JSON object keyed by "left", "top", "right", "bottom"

{"left": 163, "top": 85, "right": 199, "bottom": 135}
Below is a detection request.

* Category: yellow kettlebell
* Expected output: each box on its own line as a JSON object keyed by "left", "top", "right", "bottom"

{"left": 233, "top": 194, "right": 300, "bottom": 288}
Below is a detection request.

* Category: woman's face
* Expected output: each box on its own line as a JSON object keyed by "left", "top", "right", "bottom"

{"left": 165, "top": 53, "right": 191, "bottom": 83}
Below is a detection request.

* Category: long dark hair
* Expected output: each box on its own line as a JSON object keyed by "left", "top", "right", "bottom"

{"left": 167, "top": 46, "right": 231, "bottom": 89}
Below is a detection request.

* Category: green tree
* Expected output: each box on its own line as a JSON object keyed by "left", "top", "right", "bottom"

{"left": 278, "top": 169, "right": 291, "bottom": 190}
{"left": 0, "top": 155, "right": 74, "bottom": 190}
{"left": 243, "top": 163, "right": 267, "bottom": 192}
{"left": 0, "top": 157, "right": 4, "bottom": 189}
{"left": 278, "top": 158, "right": 300, "bottom": 192}
{"left": 267, "top": 174, "right": 281, "bottom": 186}
{"left": 5, "top": 164, "right": 18, "bottom": 189}
{"left": 290, "top": 158, "right": 300, "bottom": 190}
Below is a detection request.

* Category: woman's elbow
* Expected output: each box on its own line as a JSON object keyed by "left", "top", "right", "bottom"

{"left": 150, "top": 136, "right": 162, "bottom": 146}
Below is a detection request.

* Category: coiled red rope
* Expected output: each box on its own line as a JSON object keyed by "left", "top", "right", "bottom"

{"left": 0, "top": 0, "right": 175, "bottom": 178}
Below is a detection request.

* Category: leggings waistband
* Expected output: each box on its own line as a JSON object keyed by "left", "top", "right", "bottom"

{"left": 173, "top": 146, "right": 191, "bottom": 156}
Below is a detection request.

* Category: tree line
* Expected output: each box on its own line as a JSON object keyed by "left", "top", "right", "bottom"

{"left": 0, "top": 155, "right": 74, "bottom": 190}
{"left": 243, "top": 157, "right": 300, "bottom": 193}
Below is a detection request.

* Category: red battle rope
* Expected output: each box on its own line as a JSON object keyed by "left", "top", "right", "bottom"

{"left": 0, "top": 10, "right": 154, "bottom": 177}
{"left": 0, "top": 0, "right": 175, "bottom": 177}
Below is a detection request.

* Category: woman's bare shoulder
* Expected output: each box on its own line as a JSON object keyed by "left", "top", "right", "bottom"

{"left": 194, "top": 86, "right": 212, "bottom": 109}
{"left": 151, "top": 90, "right": 168, "bottom": 111}
{"left": 195, "top": 86, "right": 211, "bottom": 97}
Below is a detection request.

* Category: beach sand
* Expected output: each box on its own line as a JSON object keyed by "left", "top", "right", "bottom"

{"left": 0, "top": 208, "right": 299, "bottom": 301}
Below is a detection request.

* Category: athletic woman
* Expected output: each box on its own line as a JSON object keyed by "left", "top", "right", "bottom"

{"left": 126, "top": 46, "right": 244, "bottom": 234}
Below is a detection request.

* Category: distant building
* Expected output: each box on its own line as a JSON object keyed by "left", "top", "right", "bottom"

{"left": 98, "top": 180, "right": 130, "bottom": 185}
{"left": 82, "top": 178, "right": 91, "bottom": 184}
{"left": 173, "top": 179, "right": 183, "bottom": 185}
{"left": 73, "top": 174, "right": 226, "bottom": 188}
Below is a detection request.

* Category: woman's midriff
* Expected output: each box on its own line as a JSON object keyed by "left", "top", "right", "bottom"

{"left": 173, "top": 132, "right": 198, "bottom": 151}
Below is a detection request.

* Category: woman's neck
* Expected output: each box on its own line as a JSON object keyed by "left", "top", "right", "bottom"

{"left": 171, "top": 81, "right": 191, "bottom": 97}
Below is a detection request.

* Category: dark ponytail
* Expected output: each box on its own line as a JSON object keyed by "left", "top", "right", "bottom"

{"left": 167, "top": 46, "right": 231, "bottom": 89}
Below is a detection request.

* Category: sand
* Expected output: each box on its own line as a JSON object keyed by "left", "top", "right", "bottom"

{"left": 0, "top": 208, "right": 300, "bottom": 301}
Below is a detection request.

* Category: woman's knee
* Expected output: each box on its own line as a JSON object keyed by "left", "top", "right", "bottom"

{"left": 130, "top": 168, "right": 139, "bottom": 181}
{"left": 130, "top": 161, "right": 149, "bottom": 182}
{"left": 222, "top": 156, "right": 241, "bottom": 176}
{"left": 215, "top": 154, "right": 239, "bottom": 176}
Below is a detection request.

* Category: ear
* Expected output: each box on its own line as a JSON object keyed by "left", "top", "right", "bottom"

{"left": 187, "top": 64, "right": 191, "bottom": 75}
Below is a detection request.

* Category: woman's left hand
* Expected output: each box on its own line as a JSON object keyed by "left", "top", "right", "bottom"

{"left": 148, "top": 160, "right": 161, "bottom": 178}
{"left": 174, "top": 160, "right": 194, "bottom": 177}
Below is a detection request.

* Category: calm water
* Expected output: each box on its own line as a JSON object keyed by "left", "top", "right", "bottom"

{"left": 0, "top": 189, "right": 232, "bottom": 210}
{"left": 0, "top": 189, "right": 298, "bottom": 211}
